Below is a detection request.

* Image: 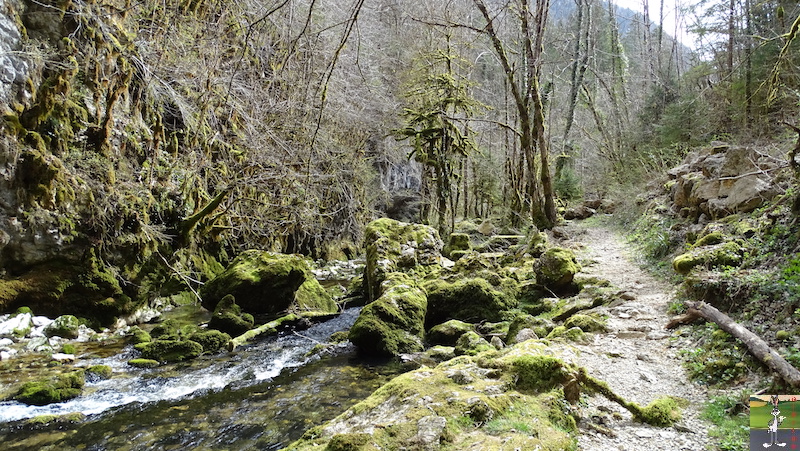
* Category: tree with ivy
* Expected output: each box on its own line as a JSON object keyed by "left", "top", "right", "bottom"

{"left": 394, "top": 47, "right": 483, "bottom": 234}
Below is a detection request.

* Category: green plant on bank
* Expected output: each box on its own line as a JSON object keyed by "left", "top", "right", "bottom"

{"left": 678, "top": 324, "right": 759, "bottom": 386}
{"left": 701, "top": 395, "right": 749, "bottom": 451}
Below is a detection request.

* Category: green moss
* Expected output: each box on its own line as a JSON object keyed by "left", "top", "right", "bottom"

{"left": 15, "top": 306, "right": 33, "bottom": 315}
{"left": 546, "top": 326, "right": 586, "bottom": 342}
{"left": 443, "top": 232, "right": 471, "bottom": 258}
{"left": 150, "top": 319, "right": 179, "bottom": 340}
{"left": 776, "top": 330, "right": 791, "bottom": 341}
{"left": 672, "top": 241, "right": 743, "bottom": 275}
{"left": 86, "top": 365, "right": 112, "bottom": 380}
{"left": 61, "top": 343, "right": 76, "bottom": 354}
{"left": 505, "top": 314, "right": 554, "bottom": 343}
{"left": 634, "top": 397, "right": 682, "bottom": 427}
{"left": 427, "top": 319, "right": 474, "bottom": 346}
{"left": 534, "top": 248, "right": 580, "bottom": 291}
{"left": 127, "top": 326, "right": 151, "bottom": 344}
{"left": 510, "top": 355, "right": 566, "bottom": 393}
{"left": 200, "top": 250, "right": 334, "bottom": 318}
{"left": 14, "top": 370, "right": 85, "bottom": 405}
{"left": 136, "top": 339, "right": 203, "bottom": 362}
{"left": 694, "top": 231, "right": 725, "bottom": 247}
{"left": 454, "top": 331, "right": 494, "bottom": 356}
{"left": 188, "top": 329, "right": 231, "bottom": 353}
{"left": 424, "top": 278, "right": 516, "bottom": 327}
{"left": 208, "top": 294, "right": 254, "bottom": 336}
{"left": 325, "top": 433, "right": 372, "bottom": 451}
{"left": 349, "top": 273, "right": 427, "bottom": 357}
{"left": 128, "top": 358, "right": 160, "bottom": 368}
{"left": 563, "top": 314, "right": 607, "bottom": 332}
{"left": 44, "top": 315, "right": 81, "bottom": 339}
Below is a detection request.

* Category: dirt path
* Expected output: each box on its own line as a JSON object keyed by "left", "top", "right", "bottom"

{"left": 557, "top": 223, "right": 714, "bottom": 451}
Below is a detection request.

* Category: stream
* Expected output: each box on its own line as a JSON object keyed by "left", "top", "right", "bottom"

{"left": 1, "top": 307, "right": 402, "bottom": 450}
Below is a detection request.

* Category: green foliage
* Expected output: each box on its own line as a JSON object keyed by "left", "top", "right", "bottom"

{"left": 701, "top": 395, "right": 749, "bottom": 451}
{"left": 554, "top": 166, "right": 583, "bottom": 201}
{"left": 678, "top": 324, "right": 757, "bottom": 386}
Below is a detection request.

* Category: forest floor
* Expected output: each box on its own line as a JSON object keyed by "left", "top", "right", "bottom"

{"left": 556, "top": 221, "right": 715, "bottom": 451}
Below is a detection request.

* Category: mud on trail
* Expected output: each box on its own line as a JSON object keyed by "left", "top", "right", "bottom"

{"left": 557, "top": 222, "right": 714, "bottom": 451}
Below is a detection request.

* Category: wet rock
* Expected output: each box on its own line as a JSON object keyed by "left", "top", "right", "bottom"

{"left": 135, "top": 339, "right": 203, "bottom": 363}
{"left": 208, "top": 294, "right": 254, "bottom": 336}
{"left": 0, "top": 312, "right": 32, "bottom": 336}
{"left": 14, "top": 370, "right": 85, "bottom": 405}
{"left": 199, "top": 250, "right": 336, "bottom": 318}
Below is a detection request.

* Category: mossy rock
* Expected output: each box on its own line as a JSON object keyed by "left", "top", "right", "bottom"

{"left": 533, "top": 248, "right": 580, "bottom": 291}
{"left": 349, "top": 273, "right": 427, "bottom": 357}
{"left": 128, "top": 358, "right": 160, "bottom": 368}
{"left": 85, "top": 365, "right": 112, "bottom": 380}
{"left": 693, "top": 231, "right": 725, "bottom": 247}
{"left": 43, "top": 314, "right": 81, "bottom": 339}
{"left": 208, "top": 294, "right": 254, "bottom": 336}
{"left": 363, "top": 218, "right": 442, "bottom": 302}
{"left": 14, "top": 370, "right": 85, "bottom": 405}
{"left": 672, "top": 241, "right": 743, "bottom": 275}
{"left": 454, "top": 331, "right": 494, "bottom": 356}
{"left": 505, "top": 314, "right": 554, "bottom": 344}
{"left": 0, "top": 252, "right": 132, "bottom": 325}
{"left": 546, "top": 326, "right": 587, "bottom": 342}
{"left": 150, "top": 319, "right": 180, "bottom": 340}
{"left": 424, "top": 278, "right": 516, "bottom": 327}
{"left": 325, "top": 433, "right": 372, "bottom": 451}
{"left": 528, "top": 231, "right": 548, "bottom": 257}
{"left": 510, "top": 354, "right": 567, "bottom": 393}
{"left": 564, "top": 314, "right": 607, "bottom": 332}
{"left": 188, "top": 329, "right": 231, "bottom": 353}
{"left": 443, "top": 232, "right": 471, "bottom": 258}
{"left": 127, "top": 326, "right": 151, "bottom": 344}
{"left": 200, "top": 250, "right": 335, "bottom": 318}
{"left": 634, "top": 397, "right": 682, "bottom": 427}
{"left": 427, "top": 319, "right": 474, "bottom": 346}
{"left": 135, "top": 339, "right": 203, "bottom": 363}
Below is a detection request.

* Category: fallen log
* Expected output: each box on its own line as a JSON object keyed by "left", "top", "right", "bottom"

{"left": 226, "top": 311, "right": 340, "bottom": 351}
{"left": 672, "top": 301, "right": 800, "bottom": 387}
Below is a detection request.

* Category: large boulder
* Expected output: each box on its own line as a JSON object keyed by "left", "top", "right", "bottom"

{"left": 14, "top": 370, "right": 85, "bottom": 405}
{"left": 349, "top": 273, "right": 427, "bottom": 357}
{"left": 424, "top": 278, "right": 515, "bottom": 327}
{"left": 364, "top": 218, "right": 443, "bottom": 302}
{"left": 199, "top": 250, "right": 335, "bottom": 317}
{"left": 533, "top": 248, "right": 580, "bottom": 291}
{"left": 672, "top": 241, "right": 744, "bottom": 275}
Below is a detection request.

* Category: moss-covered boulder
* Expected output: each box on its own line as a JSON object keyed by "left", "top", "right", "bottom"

{"left": 546, "top": 326, "right": 587, "bottom": 342}
{"left": 454, "top": 331, "right": 494, "bottom": 356}
{"left": 564, "top": 314, "right": 608, "bottom": 332}
{"left": 14, "top": 370, "right": 85, "bottom": 405}
{"left": 424, "top": 278, "right": 516, "bottom": 327}
{"left": 188, "top": 329, "right": 231, "bottom": 353}
{"left": 208, "top": 294, "right": 254, "bottom": 336}
{"left": 43, "top": 314, "right": 81, "bottom": 339}
{"left": 505, "top": 314, "right": 554, "bottom": 344}
{"left": 364, "top": 218, "right": 443, "bottom": 302}
{"left": 533, "top": 248, "right": 580, "bottom": 291}
{"left": 126, "top": 325, "right": 151, "bottom": 344}
{"left": 672, "top": 241, "right": 744, "bottom": 275}
{"left": 427, "top": 319, "right": 474, "bottom": 346}
{"left": 199, "top": 250, "right": 336, "bottom": 318}
{"left": 128, "top": 358, "right": 160, "bottom": 368}
{"left": 443, "top": 232, "right": 471, "bottom": 258}
{"left": 135, "top": 339, "right": 203, "bottom": 363}
{"left": 85, "top": 365, "right": 112, "bottom": 381}
{"left": 0, "top": 250, "right": 133, "bottom": 325}
{"left": 349, "top": 273, "right": 427, "bottom": 357}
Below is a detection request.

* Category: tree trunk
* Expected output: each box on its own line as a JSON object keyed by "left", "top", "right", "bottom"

{"left": 668, "top": 302, "right": 800, "bottom": 387}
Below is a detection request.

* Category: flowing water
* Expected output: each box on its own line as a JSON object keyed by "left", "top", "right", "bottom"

{"left": 1, "top": 307, "right": 401, "bottom": 450}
